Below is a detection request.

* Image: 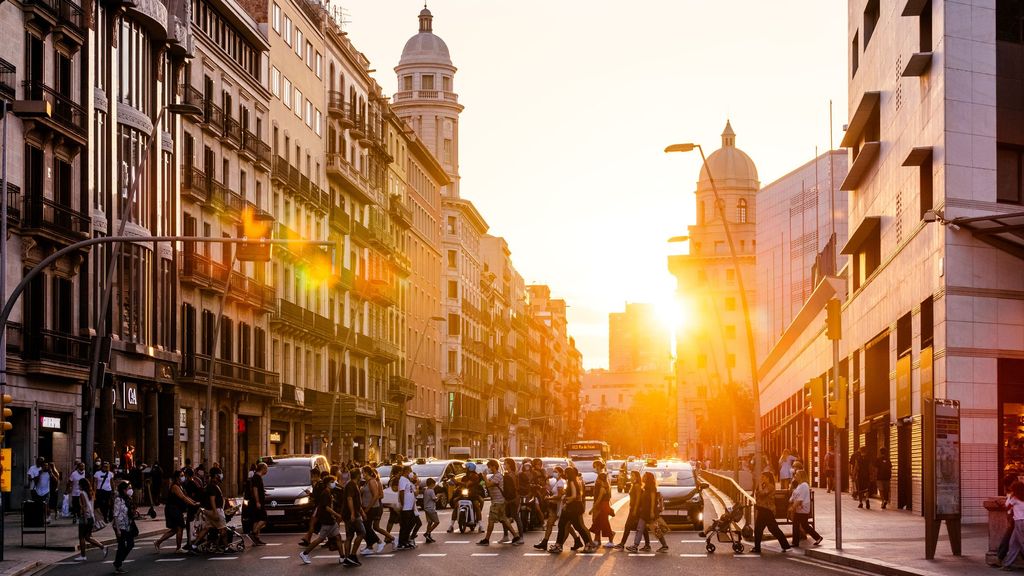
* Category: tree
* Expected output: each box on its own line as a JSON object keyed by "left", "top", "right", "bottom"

{"left": 580, "top": 389, "right": 678, "bottom": 457}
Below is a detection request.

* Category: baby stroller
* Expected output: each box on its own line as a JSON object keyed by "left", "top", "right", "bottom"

{"left": 191, "top": 504, "right": 247, "bottom": 554}
{"left": 699, "top": 504, "right": 748, "bottom": 554}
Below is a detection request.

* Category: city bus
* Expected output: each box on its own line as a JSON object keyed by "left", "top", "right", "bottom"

{"left": 564, "top": 440, "right": 611, "bottom": 462}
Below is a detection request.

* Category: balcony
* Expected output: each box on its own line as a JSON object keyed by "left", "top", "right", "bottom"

{"left": 371, "top": 280, "right": 398, "bottom": 307}
{"left": 389, "top": 195, "right": 413, "bottom": 228}
{"left": 209, "top": 178, "right": 244, "bottom": 218}
{"left": 22, "top": 192, "right": 89, "bottom": 246}
{"left": 223, "top": 116, "right": 241, "bottom": 149}
{"left": 174, "top": 84, "right": 205, "bottom": 119}
{"left": 20, "top": 81, "right": 87, "bottom": 145}
{"left": 203, "top": 100, "right": 224, "bottom": 133}
{"left": 348, "top": 114, "right": 366, "bottom": 139}
{"left": 180, "top": 251, "right": 229, "bottom": 292}
{"left": 372, "top": 337, "right": 400, "bottom": 362}
{"left": 181, "top": 165, "right": 208, "bottom": 204}
{"left": 272, "top": 156, "right": 289, "bottom": 187}
{"left": 270, "top": 298, "right": 336, "bottom": 342}
{"left": 255, "top": 140, "right": 272, "bottom": 171}
{"left": 391, "top": 251, "right": 412, "bottom": 278}
{"left": 333, "top": 266, "right": 355, "bottom": 291}
{"left": 339, "top": 397, "right": 377, "bottom": 418}
{"left": 351, "top": 220, "right": 371, "bottom": 245}
{"left": 0, "top": 59, "right": 15, "bottom": 102}
{"left": 329, "top": 205, "right": 351, "bottom": 234}
{"left": 181, "top": 354, "right": 280, "bottom": 398}
{"left": 450, "top": 415, "right": 485, "bottom": 435}
{"left": 227, "top": 270, "right": 276, "bottom": 312}
{"left": 388, "top": 375, "right": 416, "bottom": 402}
{"left": 353, "top": 333, "right": 375, "bottom": 356}
{"left": 5, "top": 323, "right": 90, "bottom": 381}
{"left": 6, "top": 183, "right": 21, "bottom": 227}
{"left": 241, "top": 129, "right": 259, "bottom": 161}
{"left": 327, "top": 91, "right": 349, "bottom": 119}
{"left": 22, "top": 0, "right": 84, "bottom": 50}
{"left": 393, "top": 90, "right": 459, "bottom": 104}
{"left": 326, "top": 153, "right": 374, "bottom": 204}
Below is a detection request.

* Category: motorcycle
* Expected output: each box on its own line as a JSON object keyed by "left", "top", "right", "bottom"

{"left": 455, "top": 488, "right": 478, "bottom": 533}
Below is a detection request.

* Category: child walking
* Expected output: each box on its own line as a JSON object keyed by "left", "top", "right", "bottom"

{"left": 423, "top": 478, "right": 440, "bottom": 543}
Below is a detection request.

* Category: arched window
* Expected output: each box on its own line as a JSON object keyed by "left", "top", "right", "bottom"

{"left": 737, "top": 198, "right": 748, "bottom": 223}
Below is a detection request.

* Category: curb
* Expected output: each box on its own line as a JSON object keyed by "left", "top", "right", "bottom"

{"left": 21, "top": 527, "right": 166, "bottom": 576}
{"left": 802, "top": 547, "right": 946, "bottom": 576}
{"left": 4, "top": 561, "right": 41, "bottom": 576}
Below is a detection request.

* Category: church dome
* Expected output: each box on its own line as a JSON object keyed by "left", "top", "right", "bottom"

{"left": 399, "top": 7, "right": 452, "bottom": 67}
{"left": 699, "top": 121, "right": 759, "bottom": 189}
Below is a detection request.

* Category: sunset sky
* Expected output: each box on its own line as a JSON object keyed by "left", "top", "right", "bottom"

{"left": 338, "top": 0, "right": 849, "bottom": 369}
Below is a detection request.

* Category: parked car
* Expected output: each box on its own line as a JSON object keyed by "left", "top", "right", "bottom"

{"left": 410, "top": 460, "right": 467, "bottom": 509}
{"left": 260, "top": 454, "right": 331, "bottom": 529}
{"left": 641, "top": 461, "right": 706, "bottom": 528}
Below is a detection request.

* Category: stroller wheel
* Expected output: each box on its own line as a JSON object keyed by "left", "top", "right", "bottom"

{"left": 732, "top": 542, "right": 744, "bottom": 554}
{"left": 706, "top": 543, "right": 716, "bottom": 553}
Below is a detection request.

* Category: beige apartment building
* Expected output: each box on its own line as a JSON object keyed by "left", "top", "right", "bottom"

{"left": 609, "top": 302, "right": 671, "bottom": 374}
{"left": 759, "top": 0, "right": 1024, "bottom": 523}
{"left": 668, "top": 122, "right": 759, "bottom": 462}
{"left": 176, "top": 0, "right": 275, "bottom": 491}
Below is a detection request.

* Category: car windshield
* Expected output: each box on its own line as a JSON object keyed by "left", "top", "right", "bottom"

{"left": 572, "top": 461, "right": 598, "bottom": 474}
{"left": 412, "top": 464, "right": 447, "bottom": 478}
{"left": 376, "top": 466, "right": 393, "bottom": 479}
{"left": 651, "top": 468, "right": 695, "bottom": 487}
{"left": 541, "top": 460, "right": 567, "bottom": 474}
{"left": 263, "top": 465, "right": 313, "bottom": 488}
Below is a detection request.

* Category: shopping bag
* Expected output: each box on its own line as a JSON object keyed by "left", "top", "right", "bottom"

{"left": 60, "top": 494, "right": 71, "bottom": 518}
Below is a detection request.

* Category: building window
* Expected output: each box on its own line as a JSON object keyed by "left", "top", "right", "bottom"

{"left": 272, "top": 3, "right": 280, "bottom": 33}
{"left": 421, "top": 74, "right": 434, "bottom": 90}
{"left": 403, "top": 75, "right": 413, "bottom": 91}
{"left": 864, "top": 0, "right": 879, "bottom": 47}
{"left": 997, "top": 145, "right": 1023, "bottom": 205}
{"left": 305, "top": 41, "right": 313, "bottom": 68}
{"left": 447, "top": 313, "right": 460, "bottom": 336}
{"left": 295, "top": 29, "right": 303, "bottom": 57}
{"left": 737, "top": 198, "right": 748, "bottom": 223}
{"left": 724, "top": 325, "right": 736, "bottom": 339}
{"left": 443, "top": 76, "right": 451, "bottom": 91}
{"left": 725, "top": 297, "right": 737, "bottom": 311}
{"left": 284, "top": 16, "right": 291, "bottom": 45}
{"left": 698, "top": 200, "right": 706, "bottom": 225}
{"left": 447, "top": 280, "right": 458, "bottom": 299}
{"left": 294, "top": 88, "right": 302, "bottom": 117}
{"left": 920, "top": 156, "right": 934, "bottom": 218}
{"left": 726, "top": 269, "right": 735, "bottom": 284}
{"left": 315, "top": 110, "right": 322, "bottom": 136}
{"left": 271, "top": 67, "right": 280, "bottom": 97}
{"left": 447, "top": 350, "right": 457, "bottom": 373}
{"left": 447, "top": 250, "right": 457, "bottom": 268}
{"left": 446, "top": 216, "right": 456, "bottom": 234}
{"left": 919, "top": 0, "right": 933, "bottom": 51}
{"left": 443, "top": 139, "right": 452, "bottom": 164}
{"left": 283, "top": 77, "right": 291, "bottom": 107}
{"left": 315, "top": 51, "right": 322, "bottom": 77}
{"left": 852, "top": 32, "right": 859, "bottom": 77}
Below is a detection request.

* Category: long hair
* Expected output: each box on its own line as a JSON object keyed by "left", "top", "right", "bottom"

{"left": 642, "top": 471, "right": 657, "bottom": 494}
{"left": 629, "top": 470, "right": 642, "bottom": 485}
{"left": 1012, "top": 480, "right": 1024, "bottom": 501}
{"left": 761, "top": 470, "right": 776, "bottom": 486}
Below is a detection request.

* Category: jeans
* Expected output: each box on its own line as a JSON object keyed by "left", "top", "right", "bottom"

{"left": 619, "top": 514, "right": 649, "bottom": 546}
{"left": 753, "top": 506, "right": 789, "bottom": 550}
{"left": 791, "top": 512, "right": 821, "bottom": 547}
{"left": 96, "top": 491, "right": 113, "bottom": 522}
{"left": 877, "top": 479, "right": 891, "bottom": 505}
{"left": 398, "top": 510, "right": 415, "bottom": 547}
{"left": 1004, "top": 519, "right": 1024, "bottom": 566}
{"left": 999, "top": 522, "right": 1014, "bottom": 561}
{"left": 555, "top": 501, "right": 591, "bottom": 547}
{"left": 634, "top": 518, "right": 666, "bottom": 547}
{"left": 114, "top": 531, "right": 135, "bottom": 568}
{"left": 363, "top": 509, "right": 380, "bottom": 547}
{"left": 511, "top": 502, "right": 525, "bottom": 539}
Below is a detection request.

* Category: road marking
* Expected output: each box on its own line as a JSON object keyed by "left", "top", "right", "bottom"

{"left": 680, "top": 539, "right": 706, "bottom": 543}
{"left": 679, "top": 553, "right": 707, "bottom": 557}
{"left": 612, "top": 496, "right": 631, "bottom": 512}
{"left": 260, "top": 556, "right": 290, "bottom": 560}
{"left": 155, "top": 558, "right": 187, "bottom": 562}
{"left": 628, "top": 553, "right": 655, "bottom": 557}
{"left": 264, "top": 542, "right": 283, "bottom": 546}
{"left": 103, "top": 560, "right": 134, "bottom": 564}
{"left": 366, "top": 554, "right": 394, "bottom": 558}
{"left": 445, "top": 540, "right": 471, "bottom": 544}
{"left": 471, "top": 553, "right": 498, "bottom": 557}
{"left": 313, "top": 554, "right": 339, "bottom": 559}
{"left": 208, "top": 556, "right": 239, "bottom": 560}
{"left": 418, "top": 553, "right": 447, "bottom": 557}
{"left": 523, "top": 553, "right": 549, "bottom": 557}
{"left": 733, "top": 554, "right": 758, "bottom": 558}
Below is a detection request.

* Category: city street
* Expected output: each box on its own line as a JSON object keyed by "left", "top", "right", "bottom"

{"left": 38, "top": 497, "right": 857, "bottom": 576}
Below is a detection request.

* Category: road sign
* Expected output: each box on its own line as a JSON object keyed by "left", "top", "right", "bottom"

{"left": 1, "top": 448, "right": 11, "bottom": 492}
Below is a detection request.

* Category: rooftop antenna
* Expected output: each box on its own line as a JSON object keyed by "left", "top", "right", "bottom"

{"left": 330, "top": 4, "right": 350, "bottom": 30}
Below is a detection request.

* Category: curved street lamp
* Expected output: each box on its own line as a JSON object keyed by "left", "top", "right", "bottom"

{"left": 665, "top": 141, "right": 764, "bottom": 485}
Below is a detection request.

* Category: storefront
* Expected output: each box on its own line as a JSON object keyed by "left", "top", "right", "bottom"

{"left": 999, "top": 359, "right": 1024, "bottom": 488}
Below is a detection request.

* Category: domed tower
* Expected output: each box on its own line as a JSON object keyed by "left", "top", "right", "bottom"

{"left": 695, "top": 120, "right": 759, "bottom": 227}
{"left": 393, "top": 6, "right": 464, "bottom": 197}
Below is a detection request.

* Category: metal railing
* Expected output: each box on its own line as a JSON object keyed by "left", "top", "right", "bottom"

{"left": 22, "top": 81, "right": 87, "bottom": 136}
{"left": 700, "top": 469, "right": 756, "bottom": 527}
{"left": 0, "top": 58, "right": 15, "bottom": 101}
{"left": 223, "top": 116, "right": 241, "bottom": 147}
{"left": 204, "top": 100, "right": 224, "bottom": 131}
{"left": 181, "top": 165, "right": 208, "bottom": 202}
{"left": 187, "top": 353, "right": 280, "bottom": 397}
{"left": 6, "top": 183, "right": 20, "bottom": 224}
{"left": 22, "top": 192, "right": 89, "bottom": 238}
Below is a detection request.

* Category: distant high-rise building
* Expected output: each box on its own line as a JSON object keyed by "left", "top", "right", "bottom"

{"left": 609, "top": 303, "right": 671, "bottom": 373}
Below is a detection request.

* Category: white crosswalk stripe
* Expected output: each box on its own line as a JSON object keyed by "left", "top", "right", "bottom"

{"left": 418, "top": 553, "right": 447, "bottom": 557}
{"left": 260, "top": 556, "right": 290, "bottom": 559}
{"left": 208, "top": 556, "right": 239, "bottom": 560}
{"left": 155, "top": 558, "right": 187, "bottom": 562}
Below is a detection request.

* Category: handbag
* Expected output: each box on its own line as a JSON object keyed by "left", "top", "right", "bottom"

{"left": 92, "top": 517, "right": 106, "bottom": 532}
{"left": 129, "top": 520, "right": 140, "bottom": 538}
{"left": 651, "top": 517, "right": 671, "bottom": 538}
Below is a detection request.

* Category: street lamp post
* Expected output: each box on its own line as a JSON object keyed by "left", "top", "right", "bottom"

{"left": 665, "top": 141, "right": 764, "bottom": 486}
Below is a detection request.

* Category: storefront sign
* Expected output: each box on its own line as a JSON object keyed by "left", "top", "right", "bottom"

{"left": 0, "top": 448, "right": 11, "bottom": 492}
{"left": 269, "top": 432, "right": 282, "bottom": 443}
{"left": 921, "top": 346, "right": 933, "bottom": 401}
{"left": 122, "top": 382, "right": 139, "bottom": 411}
{"left": 40, "top": 415, "right": 63, "bottom": 430}
{"left": 896, "top": 354, "right": 912, "bottom": 419}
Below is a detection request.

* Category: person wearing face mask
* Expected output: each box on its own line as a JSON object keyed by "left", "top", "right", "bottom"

{"left": 153, "top": 470, "right": 199, "bottom": 553}
{"left": 298, "top": 475, "right": 345, "bottom": 565}
{"left": 112, "top": 481, "right": 138, "bottom": 574}
{"left": 191, "top": 468, "right": 227, "bottom": 548}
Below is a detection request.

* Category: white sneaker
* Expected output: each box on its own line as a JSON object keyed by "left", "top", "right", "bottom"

{"left": 603, "top": 542, "right": 616, "bottom": 548}
{"left": 73, "top": 555, "right": 87, "bottom": 561}
{"left": 360, "top": 547, "right": 374, "bottom": 556}
{"left": 374, "top": 542, "right": 385, "bottom": 553}
{"left": 299, "top": 551, "right": 311, "bottom": 565}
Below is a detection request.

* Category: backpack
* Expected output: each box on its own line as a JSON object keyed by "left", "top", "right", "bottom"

{"left": 502, "top": 472, "right": 518, "bottom": 502}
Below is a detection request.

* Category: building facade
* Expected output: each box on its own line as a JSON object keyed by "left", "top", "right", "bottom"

{"left": 608, "top": 302, "right": 671, "bottom": 373}
{"left": 668, "top": 121, "right": 759, "bottom": 462}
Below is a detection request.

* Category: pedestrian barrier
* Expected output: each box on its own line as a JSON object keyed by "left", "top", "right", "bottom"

{"left": 698, "top": 470, "right": 756, "bottom": 529}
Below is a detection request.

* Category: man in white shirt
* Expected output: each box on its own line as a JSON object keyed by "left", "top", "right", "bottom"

{"left": 788, "top": 471, "right": 823, "bottom": 548}
{"left": 94, "top": 461, "right": 114, "bottom": 522}
{"left": 396, "top": 466, "right": 417, "bottom": 549}
{"left": 69, "top": 461, "right": 87, "bottom": 523}
{"left": 27, "top": 457, "right": 44, "bottom": 500}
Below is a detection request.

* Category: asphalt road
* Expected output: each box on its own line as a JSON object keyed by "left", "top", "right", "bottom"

{"left": 39, "top": 494, "right": 855, "bottom": 576}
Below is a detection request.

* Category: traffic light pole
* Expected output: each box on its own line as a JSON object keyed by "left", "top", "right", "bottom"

{"left": 832, "top": 337, "right": 842, "bottom": 551}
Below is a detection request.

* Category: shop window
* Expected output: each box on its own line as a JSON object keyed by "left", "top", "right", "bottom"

{"left": 999, "top": 359, "right": 1024, "bottom": 489}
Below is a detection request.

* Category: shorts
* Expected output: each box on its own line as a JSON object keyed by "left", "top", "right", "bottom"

{"left": 488, "top": 502, "right": 509, "bottom": 523}
{"left": 165, "top": 510, "right": 187, "bottom": 530}
{"left": 425, "top": 510, "right": 439, "bottom": 524}
{"left": 344, "top": 518, "right": 366, "bottom": 540}
{"left": 78, "top": 517, "right": 94, "bottom": 539}
{"left": 203, "top": 508, "right": 227, "bottom": 530}
{"left": 317, "top": 522, "right": 341, "bottom": 539}
{"left": 249, "top": 505, "right": 267, "bottom": 523}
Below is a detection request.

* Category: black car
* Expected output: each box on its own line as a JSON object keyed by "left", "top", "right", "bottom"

{"left": 260, "top": 454, "right": 330, "bottom": 529}
{"left": 641, "top": 461, "right": 705, "bottom": 527}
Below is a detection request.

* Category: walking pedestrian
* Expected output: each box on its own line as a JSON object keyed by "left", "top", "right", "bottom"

{"left": 613, "top": 470, "right": 649, "bottom": 550}
{"left": 112, "top": 481, "right": 138, "bottom": 574}
{"left": 824, "top": 447, "right": 836, "bottom": 494}
{"left": 73, "top": 478, "right": 108, "bottom": 561}
{"left": 153, "top": 469, "right": 199, "bottom": 552}
{"left": 246, "top": 462, "right": 269, "bottom": 545}
{"left": 397, "top": 466, "right": 418, "bottom": 549}
{"left": 853, "top": 447, "right": 872, "bottom": 509}
{"left": 751, "top": 471, "right": 791, "bottom": 553}
{"left": 182, "top": 467, "right": 203, "bottom": 549}
{"left": 94, "top": 461, "right": 115, "bottom": 523}
{"left": 339, "top": 470, "right": 365, "bottom": 566}
{"left": 192, "top": 468, "right": 227, "bottom": 547}
{"left": 789, "top": 471, "right": 823, "bottom": 548}
{"left": 548, "top": 467, "right": 596, "bottom": 554}
{"left": 298, "top": 475, "right": 345, "bottom": 565}
{"left": 422, "top": 478, "right": 440, "bottom": 543}
{"left": 778, "top": 449, "right": 795, "bottom": 490}
{"left": 534, "top": 466, "right": 569, "bottom": 550}
{"left": 1002, "top": 481, "right": 1024, "bottom": 569}
{"left": 502, "top": 458, "right": 525, "bottom": 542}
{"left": 477, "top": 459, "right": 522, "bottom": 546}
{"left": 589, "top": 460, "right": 614, "bottom": 548}
{"left": 69, "top": 461, "right": 87, "bottom": 524}
{"left": 625, "top": 471, "right": 668, "bottom": 553}
{"left": 358, "top": 466, "right": 384, "bottom": 554}
{"left": 298, "top": 468, "right": 323, "bottom": 547}
{"left": 1000, "top": 475, "right": 1017, "bottom": 563}
{"left": 876, "top": 449, "right": 892, "bottom": 509}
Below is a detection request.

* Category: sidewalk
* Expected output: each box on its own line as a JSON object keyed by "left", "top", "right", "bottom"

{"left": 0, "top": 505, "right": 168, "bottom": 576}
{"left": 762, "top": 490, "right": 987, "bottom": 576}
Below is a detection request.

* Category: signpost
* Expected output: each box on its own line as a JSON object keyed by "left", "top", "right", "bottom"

{"left": 923, "top": 398, "right": 962, "bottom": 559}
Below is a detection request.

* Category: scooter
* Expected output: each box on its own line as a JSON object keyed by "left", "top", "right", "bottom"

{"left": 455, "top": 488, "right": 478, "bottom": 533}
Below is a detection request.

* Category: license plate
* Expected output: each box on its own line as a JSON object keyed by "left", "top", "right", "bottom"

{"left": 662, "top": 509, "right": 684, "bottom": 515}
{"left": 267, "top": 510, "right": 285, "bottom": 516}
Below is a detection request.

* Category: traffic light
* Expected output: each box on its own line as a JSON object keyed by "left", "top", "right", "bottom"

{"left": 0, "top": 393, "right": 12, "bottom": 438}
{"left": 828, "top": 376, "right": 848, "bottom": 429}
{"left": 805, "top": 377, "right": 825, "bottom": 419}
{"left": 825, "top": 298, "right": 842, "bottom": 340}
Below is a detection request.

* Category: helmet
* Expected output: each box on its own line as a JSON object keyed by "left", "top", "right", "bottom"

{"left": 466, "top": 462, "right": 477, "bottom": 472}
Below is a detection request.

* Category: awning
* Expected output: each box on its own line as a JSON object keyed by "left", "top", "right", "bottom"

{"left": 841, "top": 216, "right": 882, "bottom": 255}
{"left": 954, "top": 211, "right": 1024, "bottom": 261}
{"left": 840, "top": 91, "right": 881, "bottom": 148}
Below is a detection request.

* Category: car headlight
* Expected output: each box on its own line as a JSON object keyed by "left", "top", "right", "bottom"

{"left": 461, "top": 488, "right": 469, "bottom": 496}
{"left": 294, "top": 496, "right": 310, "bottom": 506}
